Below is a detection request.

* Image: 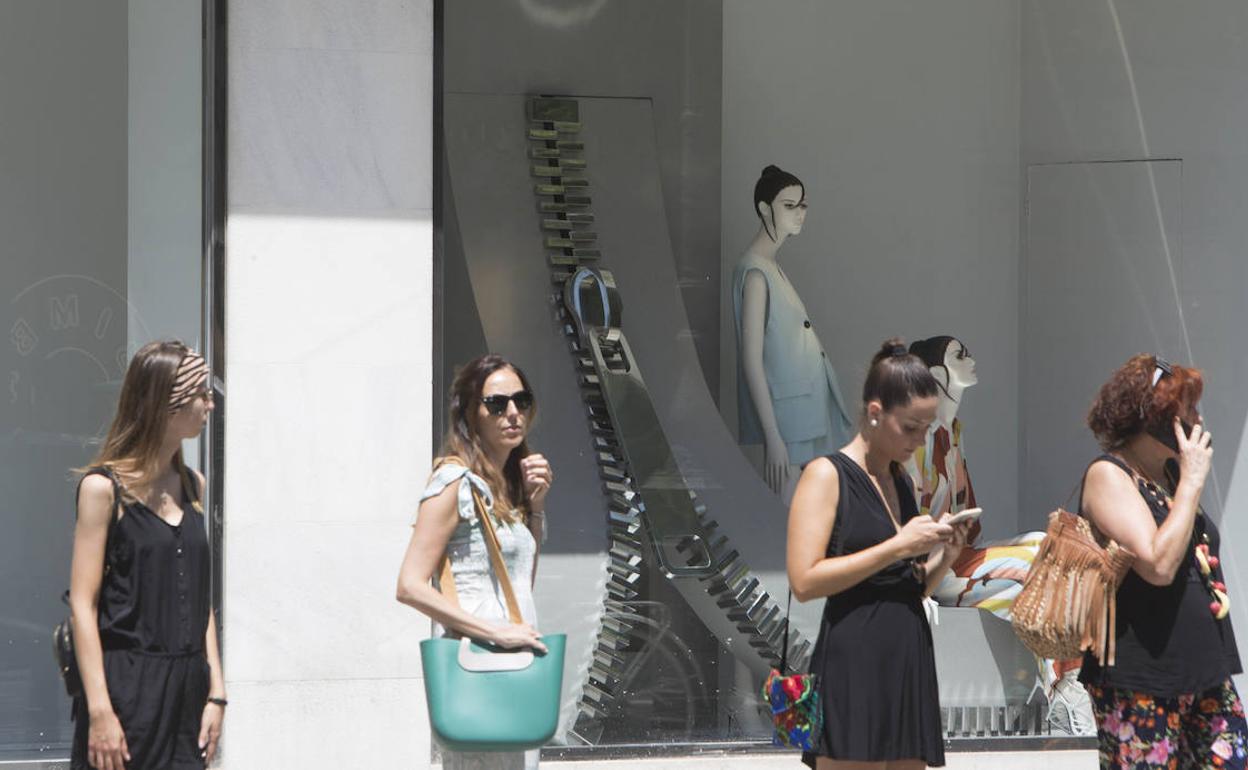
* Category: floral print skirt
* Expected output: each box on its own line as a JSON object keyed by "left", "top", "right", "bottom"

{"left": 1088, "top": 679, "right": 1248, "bottom": 769}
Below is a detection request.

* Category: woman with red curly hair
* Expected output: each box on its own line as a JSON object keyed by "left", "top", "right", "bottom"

{"left": 1078, "top": 354, "right": 1244, "bottom": 769}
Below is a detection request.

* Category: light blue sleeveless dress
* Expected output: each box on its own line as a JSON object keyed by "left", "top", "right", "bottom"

{"left": 731, "top": 254, "right": 854, "bottom": 466}
{"left": 419, "top": 463, "right": 542, "bottom": 770}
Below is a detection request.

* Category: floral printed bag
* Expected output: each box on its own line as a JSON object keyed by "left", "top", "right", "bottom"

{"left": 761, "top": 592, "right": 822, "bottom": 751}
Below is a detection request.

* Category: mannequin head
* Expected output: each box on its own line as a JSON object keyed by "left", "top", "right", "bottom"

{"left": 909, "top": 336, "right": 977, "bottom": 402}
{"left": 753, "top": 165, "right": 807, "bottom": 242}
{"left": 861, "top": 337, "right": 941, "bottom": 463}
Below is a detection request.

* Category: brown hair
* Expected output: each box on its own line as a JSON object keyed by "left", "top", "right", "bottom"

{"left": 82, "top": 340, "right": 198, "bottom": 493}
{"left": 436, "top": 354, "right": 537, "bottom": 524}
{"left": 1087, "top": 354, "right": 1204, "bottom": 450}
{"left": 862, "top": 337, "right": 940, "bottom": 414}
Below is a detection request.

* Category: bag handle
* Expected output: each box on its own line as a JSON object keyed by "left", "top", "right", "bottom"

{"left": 437, "top": 480, "right": 524, "bottom": 626}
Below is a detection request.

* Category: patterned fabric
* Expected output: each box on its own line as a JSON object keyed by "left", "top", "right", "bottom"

{"left": 934, "top": 531, "right": 1045, "bottom": 618}
{"left": 762, "top": 669, "right": 822, "bottom": 751}
{"left": 910, "top": 419, "right": 977, "bottom": 520}
{"left": 168, "top": 351, "right": 208, "bottom": 413}
{"left": 1088, "top": 679, "right": 1248, "bottom": 769}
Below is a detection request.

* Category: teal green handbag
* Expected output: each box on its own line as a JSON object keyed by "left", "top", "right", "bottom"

{"left": 421, "top": 633, "right": 566, "bottom": 751}
{"left": 421, "top": 485, "right": 565, "bottom": 752}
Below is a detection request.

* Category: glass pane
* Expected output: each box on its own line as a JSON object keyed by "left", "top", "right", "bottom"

{"left": 0, "top": 1, "right": 203, "bottom": 759}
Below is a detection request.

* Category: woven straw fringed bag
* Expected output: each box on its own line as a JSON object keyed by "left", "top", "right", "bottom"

{"left": 1011, "top": 509, "right": 1136, "bottom": 665}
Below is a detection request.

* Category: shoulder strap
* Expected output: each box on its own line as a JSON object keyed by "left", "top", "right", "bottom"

{"left": 64, "top": 468, "right": 123, "bottom": 605}
{"left": 436, "top": 481, "right": 524, "bottom": 626}
{"left": 177, "top": 461, "right": 204, "bottom": 513}
{"left": 470, "top": 486, "right": 524, "bottom": 625}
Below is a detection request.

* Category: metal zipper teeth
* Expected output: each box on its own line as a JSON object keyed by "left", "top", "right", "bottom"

{"left": 529, "top": 112, "right": 642, "bottom": 721}
{"left": 528, "top": 104, "right": 810, "bottom": 726}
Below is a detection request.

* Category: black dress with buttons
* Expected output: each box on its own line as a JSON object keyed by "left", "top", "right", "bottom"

{"left": 71, "top": 468, "right": 212, "bottom": 770}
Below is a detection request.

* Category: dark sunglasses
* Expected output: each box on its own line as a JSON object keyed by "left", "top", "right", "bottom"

{"left": 481, "top": 390, "right": 534, "bottom": 416}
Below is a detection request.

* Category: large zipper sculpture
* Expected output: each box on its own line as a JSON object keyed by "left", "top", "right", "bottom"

{"left": 526, "top": 97, "right": 810, "bottom": 727}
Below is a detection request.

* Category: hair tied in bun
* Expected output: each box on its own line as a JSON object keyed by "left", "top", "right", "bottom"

{"left": 890, "top": 344, "right": 908, "bottom": 358}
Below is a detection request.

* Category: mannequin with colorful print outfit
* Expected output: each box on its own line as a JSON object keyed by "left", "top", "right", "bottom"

{"left": 904, "top": 335, "right": 1092, "bottom": 734}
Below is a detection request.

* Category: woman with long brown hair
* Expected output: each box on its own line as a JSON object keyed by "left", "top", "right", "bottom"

{"left": 67, "top": 340, "right": 224, "bottom": 770}
{"left": 396, "top": 354, "right": 554, "bottom": 770}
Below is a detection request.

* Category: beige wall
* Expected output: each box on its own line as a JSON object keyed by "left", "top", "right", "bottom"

{"left": 222, "top": 1, "right": 434, "bottom": 767}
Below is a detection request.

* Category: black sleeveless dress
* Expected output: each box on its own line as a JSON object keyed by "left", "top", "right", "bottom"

{"left": 803, "top": 452, "right": 945, "bottom": 768}
{"left": 71, "top": 468, "right": 212, "bottom": 770}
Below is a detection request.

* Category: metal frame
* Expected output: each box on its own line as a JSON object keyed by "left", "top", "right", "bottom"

{"left": 201, "top": 0, "right": 228, "bottom": 658}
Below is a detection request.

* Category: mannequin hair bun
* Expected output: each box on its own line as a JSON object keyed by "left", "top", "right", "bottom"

{"left": 761, "top": 164, "right": 783, "bottom": 177}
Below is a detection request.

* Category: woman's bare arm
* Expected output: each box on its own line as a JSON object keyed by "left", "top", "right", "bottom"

{"left": 1083, "top": 461, "right": 1199, "bottom": 585}
{"left": 69, "top": 474, "right": 118, "bottom": 717}
{"left": 396, "top": 478, "right": 545, "bottom": 651}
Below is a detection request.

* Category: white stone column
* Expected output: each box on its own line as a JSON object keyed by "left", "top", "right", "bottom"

{"left": 222, "top": 2, "right": 434, "bottom": 767}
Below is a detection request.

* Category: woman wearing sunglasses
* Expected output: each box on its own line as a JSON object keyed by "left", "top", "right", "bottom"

{"left": 396, "top": 354, "right": 553, "bottom": 770}
{"left": 1078, "top": 355, "right": 1243, "bottom": 769}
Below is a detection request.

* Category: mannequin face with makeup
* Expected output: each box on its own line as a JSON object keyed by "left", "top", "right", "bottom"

{"left": 758, "top": 184, "right": 808, "bottom": 240}
{"left": 942, "top": 340, "right": 977, "bottom": 389}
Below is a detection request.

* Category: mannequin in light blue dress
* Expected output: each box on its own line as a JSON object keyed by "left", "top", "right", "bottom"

{"left": 397, "top": 355, "right": 554, "bottom": 770}
{"left": 733, "top": 165, "right": 854, "bottom": 501}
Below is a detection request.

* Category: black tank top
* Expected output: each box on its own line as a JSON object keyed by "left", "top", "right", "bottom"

{"left": 79, "top": 468, "right": 211, "bottom": 656}
{"left": 1078, "top": 454, "right": 1241, "bottom": 696}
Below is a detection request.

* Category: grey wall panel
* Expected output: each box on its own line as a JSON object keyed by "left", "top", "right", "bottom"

{"left": 1022, "top": 160, "right": 1183, "bottom": 525}
{"left": 444, "top": 0, "right": 724, "bottom": 394}
{"left": 1022, "top": 0, "right": 1248, "bottom": 689}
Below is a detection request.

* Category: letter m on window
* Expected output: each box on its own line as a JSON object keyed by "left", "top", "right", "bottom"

{"left": 49, "top": 294, "right": 79, "bottom": 330}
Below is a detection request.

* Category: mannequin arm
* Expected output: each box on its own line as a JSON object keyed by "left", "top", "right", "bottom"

{"left": 741, "top": 270, "right": 783, "bottom": 446}
{"left": 741, "top": 270, "right": 790, "bottom": 491}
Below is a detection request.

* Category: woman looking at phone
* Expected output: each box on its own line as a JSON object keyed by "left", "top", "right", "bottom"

{"left": 1079, "top": 354, "right": 1244, "bottom": 769}
{"left": 787, "top": 339, "right": 974, "bottom": 769}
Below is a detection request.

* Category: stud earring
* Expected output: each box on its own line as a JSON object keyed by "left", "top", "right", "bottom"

{"left": 869, "top": 418, "right": 879, "bottom": 427}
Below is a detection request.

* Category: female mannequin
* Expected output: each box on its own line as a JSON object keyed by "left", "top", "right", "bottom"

{"left": 906, "top": 335, "right": 1092, "bottom": 734}
{"left": 732, "top": 165, "right": 853, "bottom": 501}
{"left": 907, "top": 336, "right": 979, "bottom": 521}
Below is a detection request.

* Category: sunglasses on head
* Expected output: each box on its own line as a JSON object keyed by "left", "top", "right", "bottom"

{"left": 1151, "top": 356, "right": 1174, "bottom": 388}
{"left": 481, "top": 390, "right": 534, "bottom": 416}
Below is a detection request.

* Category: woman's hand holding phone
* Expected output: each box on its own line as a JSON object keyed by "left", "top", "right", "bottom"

{"left": 1175, "top": 418, "right": 1213, "bottom": 493}
{"left": 943, "top": 507, "right": 982, "bottom": 526}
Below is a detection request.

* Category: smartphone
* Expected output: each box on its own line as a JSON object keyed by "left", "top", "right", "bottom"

{"left": 1148, "top": 419, "right": 1207, "bottom": 453}
{"left": 944, "top": 507, "right": 983, "bottom": 526}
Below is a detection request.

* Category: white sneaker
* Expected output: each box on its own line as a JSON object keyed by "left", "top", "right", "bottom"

{"left": 1047, "top": 670, "right": 1096, "bottom": 736}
